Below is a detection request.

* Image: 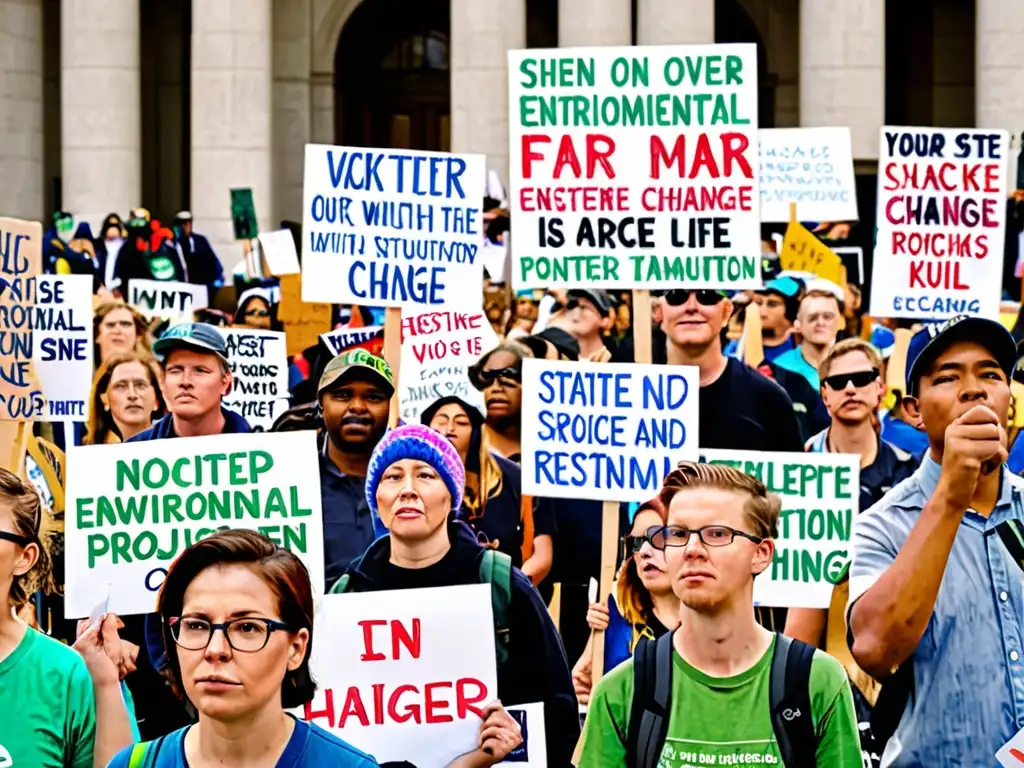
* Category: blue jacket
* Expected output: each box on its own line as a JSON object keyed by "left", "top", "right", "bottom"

{"left": 127, "top": 406, "right": 251, "bottom": 442}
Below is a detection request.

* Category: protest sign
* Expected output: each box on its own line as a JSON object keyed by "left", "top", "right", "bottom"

{"left": 64, "top": 431, "right": 325, "bottom": 617}
{"left": 278, "top": 273, "right": 332, "bottom": 356}
{"left": 303, "top": 585, "right": 498, "bottom": 766}
{"left": 398, "top": 309, "right": 497, "bottom": 422}
{"left": 258, "top": 229, "right": 301, "bottom": 275}
{"left": 702, "top": 449, "right": 859, "bottom": 609}
{"left": 498, "top": 703, "right": 547, "bottom": 767}
{"left": 222, "top": 329, "right": 289, "bottom": 430}
{"left": 129, "top": 279, "right": 208, "bottom": 319}
{"left": 509, "top": 45, "right": 761, "bottom": 291}
{"left": 231, "top": 187, "right": 258, "bottom": 240}
{"left": 0, "top": 218, "right": 43, "bottom": 422}
{"left": 33, "top": 275, "right": 92, "bottom": 421}
{"left": 759, "top": 127, "right": 858, "bottom": 223}
{"left": 996, "top": 723, "right": 1024, "bottom": 767}
{"left": 780, "top": 217, "right": 845, "bottom": 286}
{"left": 320, "top": 325, "right": 384, "bottom": 357}
{"left": 520, "top": 358, "right": 700, "bottom": 502}
{"left": 872, "top": 127, "right": 1009, "bottom": 320}
{"left": 301, "top": 144, "right": 487, "bottom": 308}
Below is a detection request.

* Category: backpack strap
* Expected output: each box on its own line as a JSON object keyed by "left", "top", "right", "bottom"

{"left": 996, "top": 519, "right": 1024, "bottom": 572}
{"left": 127, "top": 743, "right": 150, "bottom": 768}
{"left": 328, "top": 573, "right": 350, "bottom": 595}
{"left": 478, "top": 548, "right": 513, "bottom": 665}
{"left": 625, "top": 630, "right": 674, "bottom": 768}
{"left": 769, "top": 633, "right": 817, "bottom": 768}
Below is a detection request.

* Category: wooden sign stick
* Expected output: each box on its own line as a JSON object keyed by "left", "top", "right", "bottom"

{"left": 1, "top": 422, "right": 31, "bottom": 476}
{"left": 383, "top": 307, "right": 403, "bottom": 429}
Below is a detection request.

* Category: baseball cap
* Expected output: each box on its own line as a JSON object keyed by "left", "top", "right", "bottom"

{"left": 758, "top": 276, "right": 802, "bottom": 299}
{"left": 568, "top": 289, "right": 612, "bottom": 315}
{"left": 152, "top": 322, "right": 228, "bottom": 361}
{"left": 318, "top": 349, "right": 395, "bottom": 398}
{"left": 519, "top": 326, "right": 580, "bottom": 361}
{"left": 905, "top": 314, "right": 1017, "bottom": 396}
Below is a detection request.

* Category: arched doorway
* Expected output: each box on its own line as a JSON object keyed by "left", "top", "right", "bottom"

{"left": 334, "top": 0, "right": 451, "bottom": 151}
{"left": 716, "top": 0, "right": 774, "bottom": 128}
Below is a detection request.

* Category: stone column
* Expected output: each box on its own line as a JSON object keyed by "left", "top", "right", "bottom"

{"left": 977, "top": 0, "right": 1024, "bottom": 136}
{"left": 60, "top": 0, "right": 140, "bottom": 230}
{"left": 800, "top": 0, "right": 885, "bottom": 160}
{"left": 559, "top": 0, "right": 631, "bottom": 47}
{"left": 191, "top": 0, "right": 273, "bottom": 270}
{"left": 450, "top": 0, "right": 525, "bottom": 192}
{"left": 637, "top": 0, "right": 714, "bottom": 45}
{"left": 310, "top": 73, "right": 335, "bottom": 145}
{"left": 273, "top": 0, "right": 311, "bottom": 225}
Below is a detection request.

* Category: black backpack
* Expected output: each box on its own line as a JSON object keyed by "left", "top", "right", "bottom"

{"left": 626, "top": 631, "right": 818, "bottom": 768}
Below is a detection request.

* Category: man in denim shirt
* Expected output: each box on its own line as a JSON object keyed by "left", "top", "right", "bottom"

{"left": 848, "top": 315, "right": 1024, "bottom": 766}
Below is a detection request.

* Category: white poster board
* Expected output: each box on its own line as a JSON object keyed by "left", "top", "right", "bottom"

{"left": 129, "top": 279, "right": 208, "bottom": 319}
{"left": 702, "top": 449, "right": 859, "bottom": 609}
{"left": 33, "top": 274, "right": 92, "bottom": 421}
{"left": 871, "top": 127, "right": 1009, "bottom": 320}
{"left": 399, "top": 309, "right": 498, "bottom": 423}
{"left": 301, "top": 144, "right": 487, "bottom": 309}
{"left": 302, "top": 585, "right": 499, "bottom": 766}
{"left": 222, "top": 329, "right": 290, "bottom": 430}
{"left": 520, "top": 358, "right": 700, "bottom": 502}
{"left": 64, "top": 431, "right": 325, "bottom": 617}
{"left": 759, "top": 127, "right": 858, "bottom": 223}
{"left": 509, "top": 44, "right": 761, "bottom": 291}
{"left": 258, "top": 229, "right": 301, "bottom": 275}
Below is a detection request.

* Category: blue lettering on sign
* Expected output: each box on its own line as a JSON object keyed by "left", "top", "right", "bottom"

{"left": 325, "top": 149, "right": 468, "bottom": 199}
{"left": 347, "top": 261, "right": 446, "bottom": 305}
{"left": 146, "top": 567, "right": 167, "bottom": 592}
{"left": 534, "top": 451, "right": 674, "bottom": 492}
{"left": 892, "top": 295, "right": 982, "bottom": 315}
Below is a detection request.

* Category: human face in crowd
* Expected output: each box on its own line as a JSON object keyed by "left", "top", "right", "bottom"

{"left": 321, "top": 377, "right": 390, "bottom": 453}
{"left": 174, "top": 563, "right": 309, "bottom": 723}
{"left": 104, "top": 225, "right": 122, "bottom": 241}
{"left": 820, "top": 350, "right": 884, "bottom": 426}
{"left": 429, "top": 403, "right": 474, "bottom": 462}
{"left": 615, "top": 304, "right": 631, "bottom": 335}
{"left": 629, "top": 509, "right": 671, "bottom": 595}
{"left": 376, "top": 459, "right": 452, "bottom": 541}
{"left": 102, "top": 361, "right": 159, "bottom": 431}
{"left": 0, "top": 499, "right": 38, "bottom": 607}
{"left": 240, "top": 297, "right": 272, "bottom": 331}
{"left": 568, "top": 297, "right": 604, "bottom": 341}
{"left": 482, "top": 350, "right": 523, "bottom": 423}
{"left": 905, "top": 340, "right": 1011, "bottom": 450}
{"left": 515, "top": 298, "right": 538, "bottom": 321}
{"left": 663, "top": 488, "right": 773, "bottom": 613}
{"left": 97, "top": 308, "right": 138, "bottom": 362}
{"left": 163, "top": 348, "right": 231, "bottom": 421}
{"left": 753, "top": 292, "right": 789, "bottom": 337}
{"left": 794, "top": 295, "right": 840, "bottom": 348}
{"left": 660, "top": 291, "right": 731, "bottom": 351}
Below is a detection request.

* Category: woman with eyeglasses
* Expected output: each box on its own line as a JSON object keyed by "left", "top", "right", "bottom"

{"left": 570, "top": 498, "right": 680, "bottom": 704}
{"left": 0, "top": 468, "right": 134, "bottom": 767}
{"left": 84, "top": 350, "right": 166, "bottom": 445}
{"left": 333, "top": 424, "right": 579, "bottom": 766}
{"left": 468, "top": 343, "right": 527, "bottom": 462}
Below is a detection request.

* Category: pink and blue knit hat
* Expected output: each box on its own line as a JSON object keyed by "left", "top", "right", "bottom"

{"left": 365, "top": 424, "right": 465, "bottom": 518}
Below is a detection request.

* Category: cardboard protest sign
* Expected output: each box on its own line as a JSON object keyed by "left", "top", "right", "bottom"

{"left": 33, "top": 275, "right": 92, "bottom": 421}
{"left": 780, "top": 219, "right": 845, "bottom": 286}
{"left": 759, "top": 127, "right": 858, "bottom": 223}
{"left": 320, "top": 325, "right": 384, "bottom": 357}
{"left": 0, "top": 218, "right": 43, "bottom": 421}
{"left": 520, "top": 358, "right": 700, "bottom": 502}
{"left": 257, "top": 229, "right": 301, "bottom": 275}
{"left": 871, "top": 127, "right": 1009, "bottom": 320}
{"left": 498, "top": 703, "right": 547, "bottom": 767}
{"left": 702, "top": 450, "right": 859, "bottom": 609}
{"left": 996, "top": 723, "right": 1024, "bottom": 767}
{"left": 129, "top": 279, "right": 209, "bottom": 319}
{"left": 301, "top": 144, "right": 487, "bottom": 308}
{"left": 509, "top": 45, "right": 761, "bottom": 291}
{"left": 231, "top": 188, "right": 259, "bottom": 240}
{"left": 64, "top": 431, "right": 324, "bottom": 617}
{"left": 302, "top": 585, "right": 498, "bottom": 765}
{"left": 398, "top": 310, "right": 497, "bottom": 422}
{"left": 222, "top": 329, "right": 289, "bottom": 430}
{"left": 278, "top": 273, "right": 332, "bottom": 356}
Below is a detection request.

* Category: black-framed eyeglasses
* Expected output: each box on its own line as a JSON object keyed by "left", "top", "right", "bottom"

{"left": 168, "top": 616, "right": 292, "bottom": 652}
{"left": 663, "top": 289, "right": 727, "bottom": 307}
{"left": 624, "top": 525, "right": 662, "bottom": 556}
{"left": 0, "top": 530, "right": 32, "bottom": 547}
{"left": 649, "top": 524, "right": 764, "bottom": 549}
{"left": 822, "top": 368, "right": 879, "bottom": 391}
{"left": 475, "top": 367, "right": 522, "bottom": 388}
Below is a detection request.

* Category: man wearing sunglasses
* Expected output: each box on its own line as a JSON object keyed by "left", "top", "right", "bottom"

{"left": 659, "top": 287, "right": 803, "bottom": 452}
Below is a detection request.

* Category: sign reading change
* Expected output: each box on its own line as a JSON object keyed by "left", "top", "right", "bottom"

{"left": 64, "top": 431, "right": 325, "bottom": 618}
{"left": 509, "top": 44, "right": 761, "bottom": 291}
{"left": 702, "top": 449, "right": 859, "bottom": 609}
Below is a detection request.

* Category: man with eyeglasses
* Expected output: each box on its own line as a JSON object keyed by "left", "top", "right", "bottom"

{"left": 775, "top": 284, "right": 844, "bottom": 390}
{"left": 577, "top": 461, "right": 860, "bottom": 766}
{"left": 659, "top": 287, "right": 803, "bottom": 452}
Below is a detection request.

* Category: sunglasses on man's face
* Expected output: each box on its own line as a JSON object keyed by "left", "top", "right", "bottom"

{"left": 822, "top": 368, "right": 879, "bottom": 391}
{"left": 663, "top": 289, "right": 727, "bottom": 307}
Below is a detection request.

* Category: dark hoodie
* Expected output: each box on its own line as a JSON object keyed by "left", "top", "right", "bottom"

{"left": 126, "top": 406, "right": 251, "bottom": 441}
{"left": 340, "top": 520, "right": 580, "bottom": 767}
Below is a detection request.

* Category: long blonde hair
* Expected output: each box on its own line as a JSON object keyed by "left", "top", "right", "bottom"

{"left": 0, "top": 468, "right": 55, "bottom": 609}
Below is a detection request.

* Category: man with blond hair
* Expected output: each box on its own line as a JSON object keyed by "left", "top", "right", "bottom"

{"left": 577, "top": 462, "right": 861, "bottom": 767}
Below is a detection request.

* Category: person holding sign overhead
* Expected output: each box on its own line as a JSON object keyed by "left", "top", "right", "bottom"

{"left": 333, "top": 424, "right": 580, "bottom": 766}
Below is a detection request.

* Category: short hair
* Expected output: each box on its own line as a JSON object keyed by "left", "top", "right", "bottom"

{"left": 659, "top": 461, "right": 780, "bottom": 540}
{"left": 799, "top": 289, "right": 842, "bottom": 315}
{"left": 0, "top": 468, "right": 55, "bottom": 608}
{"left": 156, "top": 530, "right": 316, "bottom": 709}
{"left": 817, "top": 337, "right": 882, "bottom": 383}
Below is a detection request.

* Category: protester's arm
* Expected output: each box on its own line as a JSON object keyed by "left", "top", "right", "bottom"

{"left": 73, "top": 615, "right": 135, "bottom": 768}
{"left": 811, "top": 661, "right": 863, "bottom": 767}
{"left": 784, "top": 608, "right": 826, "bottom": 647}
{"left": 445, "top": 702, "right": 523, "bottom": 767}
{"left": 571, "top": 633, "right": 594, "bottom": 704}
{"left": 521, "top": 534, "right": 552, "bottom": 585}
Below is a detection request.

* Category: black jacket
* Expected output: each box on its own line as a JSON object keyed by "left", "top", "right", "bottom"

{"left": 340, "top": 521, "right": 580, "bottom": 767}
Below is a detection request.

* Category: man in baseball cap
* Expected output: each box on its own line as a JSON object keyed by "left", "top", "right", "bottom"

{"left": 317, "top": 349, "right": 395, "bottom": 585}
{"left": 848, "top": 314, "right": 1023, "bottom": 764}
{"left": 130, "top": 322, "right": 251, "bottom": 441}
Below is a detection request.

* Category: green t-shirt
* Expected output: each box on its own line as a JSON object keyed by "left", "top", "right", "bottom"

{"left": 0, "top": 626, "right": 96, "bottom": 768}
{"left": 576, "top": 635, "right": 862, "bottom": 768}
